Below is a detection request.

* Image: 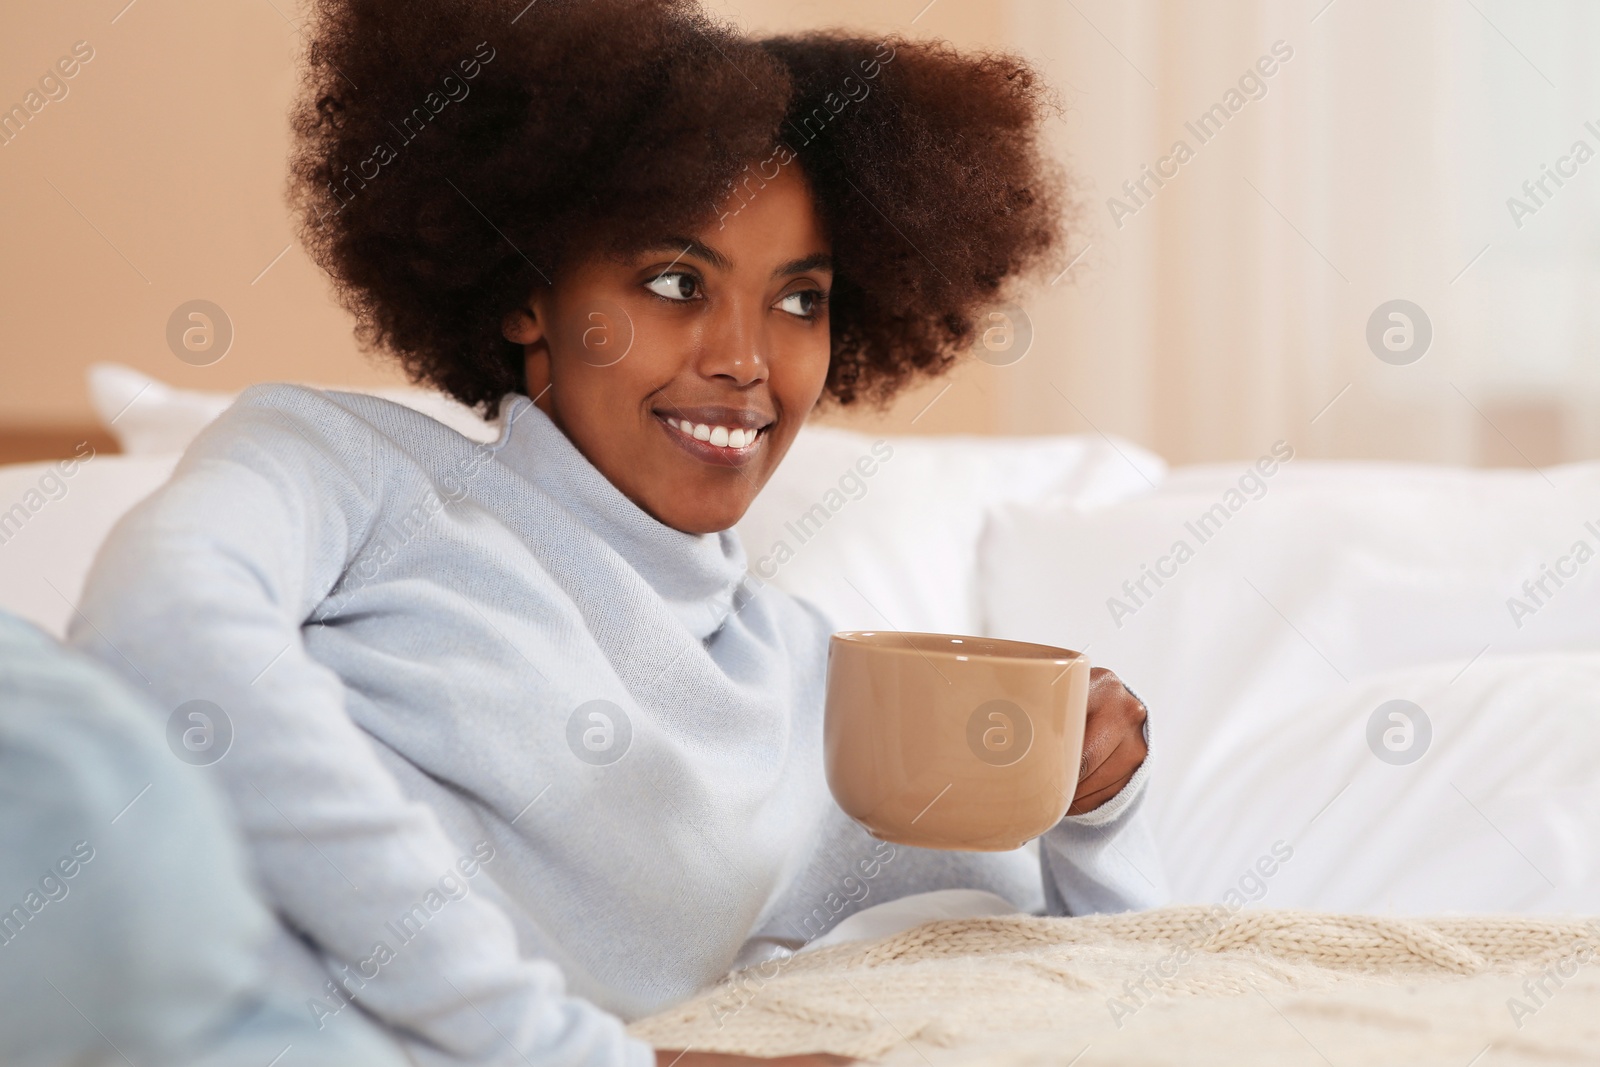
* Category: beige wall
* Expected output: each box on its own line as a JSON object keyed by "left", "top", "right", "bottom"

{"left": 16, "top": 2, "right": 1585, "bottom": 466}
{"left": 1, "top": 1, "right": 399, "bottom": 430}
{"left": 0, "top": 0, "right": 1004, "bottom": 445}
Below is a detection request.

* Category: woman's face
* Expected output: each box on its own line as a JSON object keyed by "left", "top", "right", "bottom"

{"left": 503, "top": 167, "right": 834, "bottom": 534}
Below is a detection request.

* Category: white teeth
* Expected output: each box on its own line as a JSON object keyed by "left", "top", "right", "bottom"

{"left": 664, "top": 415, "right": 763, "bottom": 449}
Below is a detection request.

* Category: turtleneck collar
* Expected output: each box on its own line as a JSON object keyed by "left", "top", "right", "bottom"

{"left": 487, "top": 394, "right": 749, "bottom": 641}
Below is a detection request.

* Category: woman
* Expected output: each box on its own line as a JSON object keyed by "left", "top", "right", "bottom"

{"left": 70, "top": 1, "right": 1162, "bottom": 1064}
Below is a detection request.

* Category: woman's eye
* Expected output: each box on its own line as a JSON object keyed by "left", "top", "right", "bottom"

{"left": 645, "top": 271, "right": 699, "bottom": 301}
{"left": 776, "top": 289, "right": 822, "bottom": 318}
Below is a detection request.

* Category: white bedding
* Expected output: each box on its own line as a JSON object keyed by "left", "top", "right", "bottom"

{"left": 4, "top": 369, "right": 1598, "bottom": 918}
{"left": 0, "top": 452, "right": 180, "bottom": 637}
{"left": 982, "top": 459, "right": 1600, "bottom": 913}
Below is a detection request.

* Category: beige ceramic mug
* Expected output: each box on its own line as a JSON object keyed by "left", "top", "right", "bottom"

{"left": 823, "top": 630, "right": 1091, "bottom": 851}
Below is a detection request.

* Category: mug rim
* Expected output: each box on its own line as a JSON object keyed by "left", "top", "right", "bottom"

{"left": 829, "top": 630, "right": 1085, "bottom": 665}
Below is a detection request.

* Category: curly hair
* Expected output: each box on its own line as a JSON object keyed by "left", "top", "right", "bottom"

{"left": 289, "top": 0, "right": 1067, "bottom": 413}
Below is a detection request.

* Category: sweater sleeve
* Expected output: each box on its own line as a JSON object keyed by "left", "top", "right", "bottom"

{"left": 1037, "top": 715, "right": 1167, "bottom": 916}
{"left": 66, "top": 390, "right": 655, "bottom": 1067}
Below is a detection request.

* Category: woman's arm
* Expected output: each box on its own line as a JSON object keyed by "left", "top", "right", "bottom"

{"left": 68, "top": 389, "right": 653, "bottom": 1067}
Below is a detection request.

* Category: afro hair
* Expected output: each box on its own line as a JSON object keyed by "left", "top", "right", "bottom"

{"left": 289, "top": 0, "right": 1068, "bottom": 413}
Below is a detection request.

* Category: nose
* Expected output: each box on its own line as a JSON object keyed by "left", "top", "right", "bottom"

{"left": 696, "top": 294, "right": 768, "bottom": 387}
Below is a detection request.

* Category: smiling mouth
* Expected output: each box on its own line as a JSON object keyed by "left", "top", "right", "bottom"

{"left": 659, "top": 414, "right": 767, "bottom": 449}
{"left": 653, "top": 411, "right": 772, "bottom": 466}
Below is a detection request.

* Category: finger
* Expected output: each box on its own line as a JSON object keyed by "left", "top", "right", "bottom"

{"left": 1077, "top": 698, "right": 1147, "bottom": 777}
{"left": 1070, "top": 673, "right": 1148, "bottom": 813}
{"left": 1077, "top": 687, "right": 1146, "bottom": 781}
{"left": 1070, "top": 733, "right": 1144, "bottom": 813}
{"left": 1071, "top": 729, "right": 1143, "bottom": 810}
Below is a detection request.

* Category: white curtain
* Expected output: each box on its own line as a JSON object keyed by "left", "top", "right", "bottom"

{"left": 997, "top": 0, "right": 1600, "bottom": 467}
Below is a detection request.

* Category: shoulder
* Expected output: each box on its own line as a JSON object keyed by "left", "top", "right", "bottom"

{"left": 214, "top": 383, "right": 481, "bottom": 452}
{"left": 183, "top": 384, "right": 495, "bottom": 491}
{"left": 183, "top": 384, "right": 376, "bottom": 471}
{"left": 128, "top": 384, "right": 505, "bottom": 562}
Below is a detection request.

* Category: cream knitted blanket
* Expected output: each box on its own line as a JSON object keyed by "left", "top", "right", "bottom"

{"left": 630, "top": 906, "right": 1600, "bottom": 1065}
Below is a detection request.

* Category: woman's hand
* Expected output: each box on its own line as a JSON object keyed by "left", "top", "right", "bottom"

{"left": 1067, "top": 667, "right": 1149, "bottom": 816}
{"left": 655, "top": 1051, "right": 852, "bottom": 1066}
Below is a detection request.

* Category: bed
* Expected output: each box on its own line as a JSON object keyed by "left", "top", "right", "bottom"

{"left": 3, "top": 365, "right": 1597, "bottom": 1062}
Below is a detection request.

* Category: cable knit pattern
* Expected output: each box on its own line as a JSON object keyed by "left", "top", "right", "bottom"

{"left": 630, "top": 906, "right": 1600, "bottom": 1064}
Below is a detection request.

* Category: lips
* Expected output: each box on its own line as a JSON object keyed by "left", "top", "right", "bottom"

{"left": 653, "top": 409, "right": 771, "bottom": 467}
{"left": 651, "top": 404, "right": 774, "bottom": 431}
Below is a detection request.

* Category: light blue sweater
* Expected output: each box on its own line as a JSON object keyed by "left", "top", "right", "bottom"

{"left": 0, "top": 612, "right": 410, "bottom": 1067}
{"left": 69, "top": 386, "right": 1164, "bottom": 1066}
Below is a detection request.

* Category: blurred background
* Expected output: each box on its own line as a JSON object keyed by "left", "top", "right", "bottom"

{"left": 2, "top": 0, "right": 1597, "bottom": 468}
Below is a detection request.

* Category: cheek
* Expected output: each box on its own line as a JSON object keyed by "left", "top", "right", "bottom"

{"left": 755, "top": 328, "right": 831, "bottom": 481}
{"left": 772, "top": 323, "right": 833, "bottom": 406}
{"left": 545, "top": 307, "right": 693, "bottom": 469}
{"left": 551, "top": 361, "right": 654, "bottom": 443}
{"left": 550, "top": 298, "right": 639, "bottom": 368}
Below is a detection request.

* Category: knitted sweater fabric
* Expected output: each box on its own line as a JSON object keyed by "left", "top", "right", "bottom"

{"left": 68, "top": 386, "right": 1164, "bottom": 1066}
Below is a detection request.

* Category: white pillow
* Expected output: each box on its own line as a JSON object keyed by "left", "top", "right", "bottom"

{"left": 735, "top": 426, "right": 1165, "bottom": 635}
{"left": 0, "top": 451, "right": 180, "bottom": 638}
{"left": 86, "top": 363, "right": 500, "bottom": 453}
{"left": 1156, "top": 650, "right": 1600, "bottom": 915}
{"left": 980, "top": 458, "right": 1600, "bottom": 911}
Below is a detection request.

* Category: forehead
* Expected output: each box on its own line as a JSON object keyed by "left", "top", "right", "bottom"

{"left": 717, "top": 164, "right": 826, "bottom": 251}
{"left": 574, "top": 163, "right": 829, "bottom": 279}
{"left": 652, "top": 164, "right": 829, "bottom": 263}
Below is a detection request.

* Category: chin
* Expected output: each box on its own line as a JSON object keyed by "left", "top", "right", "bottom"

{"left": 659, "top": 496, "right": 751, "bottom": 536}
{"left": 671, "top": 510, "right": 745, "bottom": 536}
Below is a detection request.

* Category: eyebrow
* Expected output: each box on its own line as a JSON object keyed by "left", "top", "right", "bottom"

{"left": 646, "top": 236, "right": 731, "bottom": 273}
{"left": 774, "top": 252, "right": 834, "bottom": 278}
{"left": 644, "top": 237, "right": 832, "bottom": 279}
